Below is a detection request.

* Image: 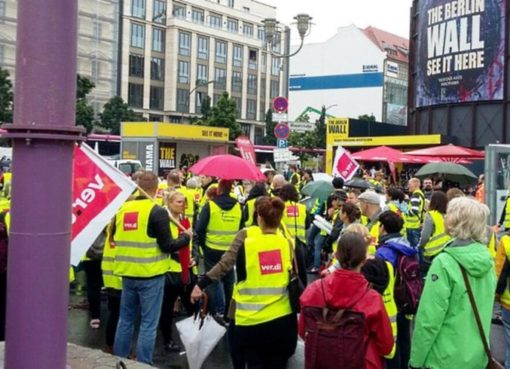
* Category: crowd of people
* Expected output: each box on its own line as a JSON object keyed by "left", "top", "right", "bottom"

{"left": 7, "top": 161, "right": 508, "bottom": 368}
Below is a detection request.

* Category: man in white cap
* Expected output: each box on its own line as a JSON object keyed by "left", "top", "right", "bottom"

{"left": 359, "top": 190, "right": 383, "bottom": 254}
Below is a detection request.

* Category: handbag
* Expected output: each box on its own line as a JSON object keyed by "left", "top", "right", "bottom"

{"left": 287, "top": 234, "right": 305, "bottom": 314}
{"left": 459, "top": 264, "right": 504, "bottom": 369}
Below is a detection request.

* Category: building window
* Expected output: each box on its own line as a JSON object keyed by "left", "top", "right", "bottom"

{"left": 151, "top": 57, "right": 164, "bottom": 80}
{"left": 227, "top": 18, "right": 238, "bottom": 33}
{"left": 261, "top": 52, "right": 267, "bottom": 69}
{"left": 192, "top": 8, "right": 204, "bottom": 24}
{"left": 196, "top": 91, "right": 207, "bottom": 112}
{"left": 197, "top": 36, "right": 209, "bottom": 60}
{"left": 131, "top": 0, "right": 145, "bottom": 18}
{"left": 130, "top": 23, "right": 145, "bottom": 48}
{"left": 215, "top": 40, "right": 226, "bottom": 64}
{"left": 259, "top": 101, "right": 266, "bottom": 120}
{"left": 209, "top": 13, "right": 222, "bottom": 29}
{"left": 150, "top": 86, "right": 164, "bottom": 110}
{"left": 228, "top": 0, "right": 235, "bottom": 8}
{"left": 128, "top": 83, "right": 143, "bottom": 108}
{"left": 129, "top": 54, "right": 144, "bottom": 77}
{"left": 233, "top": 45, "right": 243, "bottom": 67}
{"left": 247, "top": 74, "right": 257, "bottom": 95}
{"left": 243, "top": 23, "right": 254, "bottom": 37}
{"left": 173, "top": 3, "right": 186, "bottom": 19}
{"left": 270, "top": 80, "right": 279, "bottom": 99}
{"left": 152, "top": 28, "right": 165, "bottom": 52}
{"left": 260, "top": 77, "right": 266, "bottom": 98}
{"left": 255, "top": 127, "right": 264, "bottom": 144}
{"left": 214, "top": 68, "right": 226, "bottom": 90}
{"left": 241, "top": 123, "right": 250, "bottom": 136}
{"left": 0, "top": 46, "right": 4, "bottom": 64}
{"left": 247, "top": 99, "right": 256, "bottom": 120}
{"left": 91, "top": 59, "right": 100, "bottom": 80}
{"left": 257, "top": 26, "right": 265, "bottom": 41}
{"left": 232, "top": 71, "right": 242, "bottom": 93}
{"left": 271, "top": 57, "right": 280, "bottom": 76}
{"left": 93, "top": 20, "right": 102, "bottom": 39}
{"left": 178, "top": 31, "right": 191, "bottom": 56}
{"left": 213, "top": 94, "right": 221, "bottom": 105}
{"left": 153, "top": 0, "right": 166, "bottom": 23}
{"left": 195, "top": 64, "right": 207, "bottom": 83}
{"left": 176, "top": 89, "right": 189, "bottom": 113}
{"left": 272, "top": 31, "right": 282, "bottom": 53}
{"left": 233, "top": 96, "right": 242, "bottom": 118}
{"left": 248, "top": 49, "right": 257, "bottom": 70}
{"left": 178, "top": 61, "right": 189, "bottom": 84}
{"left": 0, "top": 1, "right": 5, "bottom": 17}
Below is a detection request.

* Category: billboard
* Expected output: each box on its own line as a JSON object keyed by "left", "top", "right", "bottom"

{"left": 415, "top": 0, "right": 506, "bottom": 107}
{"left": 158, "top": 142, "right": 177, "bottom": 177}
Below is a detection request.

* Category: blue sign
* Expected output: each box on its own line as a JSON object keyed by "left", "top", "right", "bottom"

{"left": 277, "top": 139, "right": 288, "bottom": 149}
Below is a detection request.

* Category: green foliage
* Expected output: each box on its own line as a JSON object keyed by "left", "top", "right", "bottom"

{"left": 75, "top": 75, "right": 96, "bottom": 133}
{"left": 262, "top": 109, "right": 276, "bottom": 145}
{"left": 288, "top": 105, "right": 327, "bottom": 153}
{"left": 77, "top": 75, "right": 95, "bottom": 99}
{"left": 0, "top": 68, "right": 13, "bottom": 123}
{"left": 207, "top": 92, "right": 241, "bottom": 140}
{"left": 358, "top": 114, "right": 376, "bottom": 123}
{"left": 315, "top": 105, "right": 327, "bottom": 149}
{"left": 200, "top": 95, "right": 212, "bottom": 120}
{"left": 99, "top": 96, "right": 139, "bottom": 135}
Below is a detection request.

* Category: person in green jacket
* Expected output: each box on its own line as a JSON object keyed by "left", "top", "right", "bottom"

{"left": 409, "top": 197, "right": 496, "bottom": 369}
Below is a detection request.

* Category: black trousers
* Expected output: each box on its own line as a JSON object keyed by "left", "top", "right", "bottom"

{"left": 81, "top": 259, "right": 103, "bottom": 320}
{"left": 386, "top": 313, "right": 411, "bottom": 369}
{"left": 105, "top": 289, "right": 121, "bottom": 348}
{"left": 159, "top": 279, "right": 195, "bottom": 343}
{"left": 204, "top": 254, "right": 235, "bottom": 317}
{"left": 0, "top": 272, "right": 6, "bottom": 341}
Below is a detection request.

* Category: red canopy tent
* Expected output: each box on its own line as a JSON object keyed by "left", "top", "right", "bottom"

{"left": 405, "top": 144, "right": 484, "bottom": 161}
{"left": 352, "top": 146, "right": 432, "bottom": 164}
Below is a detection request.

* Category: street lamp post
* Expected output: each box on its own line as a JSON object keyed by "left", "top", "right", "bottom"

{"left": 262, "top": 14, "right": 312, "bottom": 59}
{"left": 181, "top": 79, "right": 216, "bottom": 123}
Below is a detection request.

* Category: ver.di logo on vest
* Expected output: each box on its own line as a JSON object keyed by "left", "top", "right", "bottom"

{"left": 258, "top": 249, "right": 283, "bottom": 275}
{"left": 123, "top": 212, "right": 139, "bottom": 231}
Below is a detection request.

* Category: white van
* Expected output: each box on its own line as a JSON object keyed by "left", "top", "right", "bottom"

{"left": 107, "top": 160, "right": 143, "bottom": 176}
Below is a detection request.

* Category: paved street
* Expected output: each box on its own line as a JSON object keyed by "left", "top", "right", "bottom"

{"left": 68, "top": 294, "right": 504, "bottom": 369}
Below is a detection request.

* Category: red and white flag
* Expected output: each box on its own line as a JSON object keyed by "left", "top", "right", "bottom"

{"left": 71, "top": 144, "right": 136, "bottom": 265}
{"left": 332, "top": 146, "right": 359, "bottom": 181}
{"left": 235, "top": 136, "right": 257, "bottom": 165}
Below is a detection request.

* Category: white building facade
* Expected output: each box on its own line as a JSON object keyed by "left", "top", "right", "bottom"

{"left": 289, "top": 25, "right": 409, "bottom": 125}
{"left": 0, "top": 0, "right": 120, "bottom": 115}
{"left": 120, "top": 0, "right": 288, "bottom": 143}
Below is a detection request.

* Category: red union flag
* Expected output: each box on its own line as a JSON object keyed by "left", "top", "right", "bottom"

{"left": 332, "top": 146, "right": 359, "bottom": 181}
{"left": 235, "top": 136, "right": 257, "bottom": 165}
{"left": 71, "top": 144, "right": 137, "bottom": 265}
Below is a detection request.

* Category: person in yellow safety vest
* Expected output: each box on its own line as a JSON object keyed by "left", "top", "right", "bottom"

{"left": 101, "top": 221, "right": 122, "bottom": 353}
{"left": 375, "top": 210, "right": 419, "bottom": 369}
{"left": 191, "top": 196, "right": 302, "bottom": 368}
{"left": 166, "top": 171, "right": 196, "bottom": 221}
{"left": 159, "top": 191, "right": 198, "bottom": 352}
{"left": 496, "top": 233, "right": 510, "bottom": 369}
{"left": 386, "top": 187, "right": 408, "bottom": 237}
{"left": 278, "top": 184, "right": 308, "bottom": 243}
{"left": 198, "top": 175, "right": 218, "bottom": 212}
{"left": 358, "top": 190, "right": 384, "bottom": 255}
{"left": 499, "top": 190, "right": 510, "bottom": 231}
{"left": 475, "top": 174, "right": 485, "bottom": 204}
{"left": 406, "top": 178, "right": 426, "bottom": 248}
{"left": 1, "top": 170, "right": 11, "bottom": 199}
{"left": 242, "top": 183, "right": 268, "bottom": 227}
{"left": 185, "top": 176, "right": 202, "bottom": 208}
{"left": 195, "top": 179, "right": 243, "bottom": 319}
{"left": 180, "top": 165, "right": 192, "bottom": 184}
{"left": 288, "top": 164, "right": 301, "bottom": 192}
{"left": 418, "top": 191, "right": 451, "bottom": 275}
{"left": 112, "top": 171, "right": 191, "bottom": 365}
{"left": 270, "top": 174, "right": 286, "bottom": 198}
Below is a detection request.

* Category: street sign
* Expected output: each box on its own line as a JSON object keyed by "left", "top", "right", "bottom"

{"left": 274, "top": 123, "right": 290, "bottom": 139}
{"left": 272, "top": 112, "right": 288, "bottom": 122}
{"left": 277, "top": 139, "right": 288, "bottom": 149}
{"left": 289, "top": 121, "right": 315, "bottom": 133}
{"left": 273, "top": 148, "right": 292, "bottom": 162}
{"left": 273, "top": 96, "right": 288, "bottom": 113}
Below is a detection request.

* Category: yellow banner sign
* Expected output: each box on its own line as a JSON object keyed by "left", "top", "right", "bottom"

{"left": 326, "top": 118, "right": 349, "bottom": 144}
{"left": 328, "top": 134, "right": 441, "bottom": 147}
{"left": 122, "top": 122, "right": 229, "bottom": 142}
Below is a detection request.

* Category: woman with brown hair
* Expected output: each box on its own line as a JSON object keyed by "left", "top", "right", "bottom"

{"left": 191, "top": 196, "right": 300, "bottom": 369}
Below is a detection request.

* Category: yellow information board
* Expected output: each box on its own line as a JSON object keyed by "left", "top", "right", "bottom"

{"left": 122, "top": 122, "right": 229, "bottom": 142}
{"left": 326, "top": 118, "right": 350, "bottom": 144}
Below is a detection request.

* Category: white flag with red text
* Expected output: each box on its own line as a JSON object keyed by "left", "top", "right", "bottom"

{"left": 332, "top": 146, "right": 359, "bottom": 181}
{"left": 71, "top": 144, "right": 136, "bottom": 265}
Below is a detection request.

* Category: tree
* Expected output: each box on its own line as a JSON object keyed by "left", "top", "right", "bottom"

{"left": 262, "top": 109, "right": 276, "bottom": 145}
{"left": 0, "top": 68, "right": 13, "bottom": 123}
{"left": 200, "top": 95, "right": 212, "bottom": 120}
{"left": 358, "top": 114, "right": 376, "bottom": 123}
{"left": 75, "top": 75, "right": 96, "bottom": 133}
{"left": 207, "top": 92, "right": 241, "bottom": 140}
{"left": 99, "top": 96, "right": 139, "bottom": 135}
{"left": 315, "top": 105, "right": 327, "bottom": 149}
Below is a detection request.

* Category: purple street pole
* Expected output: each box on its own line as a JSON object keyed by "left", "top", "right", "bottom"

{"left": 3, "top": 0, "right": 84, "bottom": 368}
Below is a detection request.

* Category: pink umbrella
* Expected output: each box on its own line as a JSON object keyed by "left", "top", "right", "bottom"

{"left": 189, "top": 154, "right": 266, "bottom": 181}
{"left": 405, "top": 144, "right": 484, "bottom": 160}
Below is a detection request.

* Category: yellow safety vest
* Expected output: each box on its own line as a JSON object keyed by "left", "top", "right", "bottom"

{"left": 500, "top": 236, "right": 510, "bottom": 307}
{"left": 234, "top": 226, "right": 292, "bottom": 326}
{"left": 407, "top": 189, "right": 425, "bottom": 230}
{"left": 387, "top": 202, "right": 407, "bottom": 236}
{"left": 383, "top": 261, "right": 398, "bottom": 359}
{"left": 423, "top": 211, "right": 452, "bottom": 258}
{"left": 290, "top": 172, "right": 301, "bottom": 191}
{"left": 205, "top": 201, "right": 242, "bottom": 251}
{"left": 360, "top": 214, "right": 369, "bottom": 226}
{"left": 2, "top": 172, "right": 11, "bottom": 199}
{"left": 0, "top": 198, "right": 10, "bottom": 213}
{"left": 156, "top": 181, "right": 168, "bottom": 201}
{"left": 282, "top": 201, "right": 307, "bottom": 242}
{"left": 368, "top": 219, "right": 380, "bottom": 255}
{"left": 245, "top": 198, "right": 257, "bottom": 227}
{"left": 102, "top": 223, "right": 122, "bottom": 290}
{"left": 488, "top": 231, "right": 497, "bottom": 259}
{"left": 167, "top": 186, "right": 196, "bottom": 219}
{"left": 113, "top": 199, "right": 170, "bottom": 278}
{"left": 504, "top": 198, "right": 510, "bottom": 229}
{"left": 199, "top": 183, "right": 218, "bottom": 212}
{"left": 168, "top": 220, "right": 186, "bottom": 273}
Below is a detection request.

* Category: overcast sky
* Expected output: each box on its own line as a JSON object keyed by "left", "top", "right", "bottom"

{"left": 264, "top": 0, "right": 414, "bottom": 44}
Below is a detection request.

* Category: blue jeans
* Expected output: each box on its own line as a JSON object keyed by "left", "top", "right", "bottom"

{"left": 307, "top": 225, "right": 324, "bottom": 269}
{"left": 113, "top": 275, "right": 165, "bottom": 365}
{"left": 501, "top": 307, "right": 510, "bottom": 369}
{"left": 406, "top": 228, "right": 421, "bottom": 249}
